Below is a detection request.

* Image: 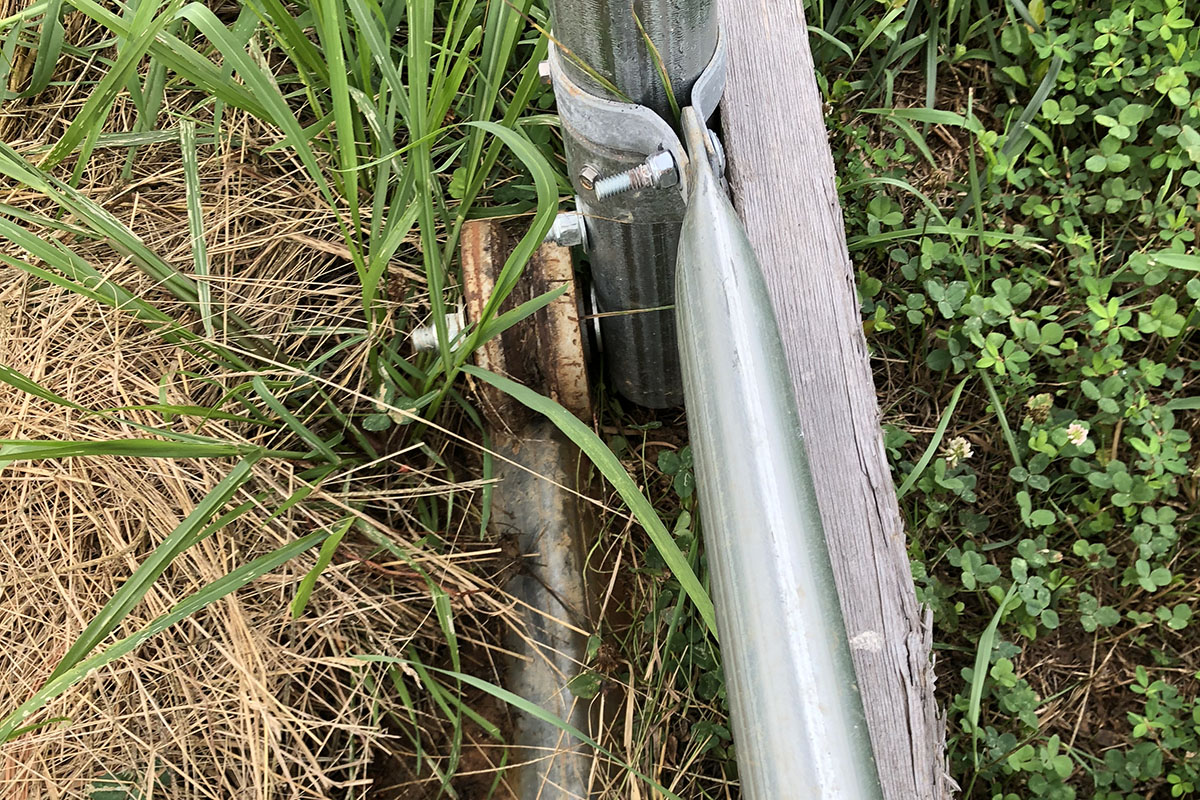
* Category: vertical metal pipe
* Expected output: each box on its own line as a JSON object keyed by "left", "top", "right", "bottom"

{"left": 548, "top": 0, "right": 717, "bottom": 407}
{"left": 674, "top": 110, "right": 885, "bottom": 798}
{"left": 550, "top": 0, "right": 717, "bottom": 116}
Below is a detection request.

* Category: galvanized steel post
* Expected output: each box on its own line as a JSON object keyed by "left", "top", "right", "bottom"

{"left": 546, "top": 0, "right": 717, "bottom": 407}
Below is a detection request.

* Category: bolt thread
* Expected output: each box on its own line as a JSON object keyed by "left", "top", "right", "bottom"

{"left": 594, "top": 164, "right": 653, "bottom": 200}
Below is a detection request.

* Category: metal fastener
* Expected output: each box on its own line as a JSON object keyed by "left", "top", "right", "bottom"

{"left": 544, "top": 211, "right": 588, "bottom": 250}
{"left": 578, "top": 164, "right": 601, "bottom": 191}
{"left": 593, "top": 151, "right": 679, "bottom": 200}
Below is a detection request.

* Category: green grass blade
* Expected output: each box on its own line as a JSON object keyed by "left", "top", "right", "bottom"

{"left": 998, "top": 55, "right": 1063, "bottom": 165}
{"left": 0, "top": 151, "right": 198, "bottom": 303}
{"left": 843, "top": 175, "right": 946, "bottom": 224}
{"left": 924, "top": 0, "right": 938, "bottom": 114}
{"left": 21, "top": 0, "right": 63, "bottom": 97}
{"left": 311, "top": 0, "right": 361, "bottom": 242}
{"left": 896, "top": 376, "right": 967, "bottom": 498}
{"left": 475, "top": 283, "right": 568, "bottom": 342}
{"left": 41, "top": 0, "right": 180, "bottom": 168}
{"left": 860, "top": 106, "right": 969, "bottom": 127}
{"left": 632, "top": 7, "right": 680, "bottom": 122}
{"left": 885, "top": 115, "right": 939, "bottom": 166}
{"left": 290, "top": 517, "right": 353, "bottom": 618}
{"left": 0, "top": 1, "right": 51, "bottom": 32}
{"left": 65, "top": 0, "right": 267, "bottom": 116}
{"left": 354, "top": 656, "right": 688, "bottom": 800}
{"left": 969, "top": 582, "right": 1018, "bottom": 768}
{"left": 979, "top": 372, "right": 1023, "bottom": 469}
{"left": 0, "top": 365, "right": 84, "bottom": 410}
{"left": 0, "top": 439, "right": 265, "bottom": 466}
{"left": 0, "top": 247, "right": 245, "bottom": 370}
{"left": 0, "top": 145, "right": 272, "bottom": 359}
{"left": 179, "top": 119, "right": 214, "bottom": 338}
{"left": 855, "top": 5, "right": 906, "bottom": 58}
{"left": 0, "top": 201, "right": 96, "bottom": 237}
{"left": 251, "top": 377, "right": 340, "bottom": 464}
{"left": 808, "top": 24, "right": 853, "bottom": 60}
{"left": 456, "top": 121, "right": 558, "bottom": 356}
{"left": 45, "top": 459, "right": 256, "bottom": 683}
{"left": 462, "top": 365, "right": 718, "bottom": 638}
{"left": 176, "top": 3, "right": 337, "bottom": 209}
{"left": 104, "top": 404, "right": 283, "bottom": 427}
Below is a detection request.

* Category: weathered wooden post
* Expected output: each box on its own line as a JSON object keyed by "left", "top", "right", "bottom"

{"left": 461, "top": 224, "right": 596, "bottom": 798}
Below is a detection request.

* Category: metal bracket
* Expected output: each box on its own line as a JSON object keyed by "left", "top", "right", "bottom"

{"left": 547, "top": 30, "right": 727, "bottom": 200}
{"left": 690, "top": 31, "right": 727, "bottom": 123}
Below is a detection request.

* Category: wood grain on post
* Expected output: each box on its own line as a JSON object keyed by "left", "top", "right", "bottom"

{"left": 716, "top": 2, "right": 953, "bottom": 797}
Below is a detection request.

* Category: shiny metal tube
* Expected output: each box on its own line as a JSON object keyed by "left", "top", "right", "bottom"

{"left": 550, "top": 0, "right": 717, "bottom": 115}
{"left": 674, "top": 110, "right": 885, "bottom": 799}
{"left": 548, "top": 0, "right": 717, "bottom": 407}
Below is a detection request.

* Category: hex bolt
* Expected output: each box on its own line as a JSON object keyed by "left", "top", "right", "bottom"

{"left": 537, "top": 59, "right": 551, "bottom": 85}
{"left": 544, "top": 211, "right": 588, "bottom": 250}
{"left": 578, "top": 164, "right": 601, "bottom": 191}
{"left": 592, "top": 151, "right": 678, "bottom": 200}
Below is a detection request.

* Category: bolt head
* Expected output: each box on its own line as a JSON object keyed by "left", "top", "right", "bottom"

{"left": 645, "top": 151, "right": 678, "bottom": 188}
{"left": 578, "top": 165, "right": 601, "bottom": 191}
{"left": 537, "top": 60, "right": 551, "bottom": 85}
{"left": 545, "top": 211, "right": 587, "bottom": 249}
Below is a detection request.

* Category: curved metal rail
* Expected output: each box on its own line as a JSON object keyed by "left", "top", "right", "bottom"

{"left": 674, "top": 107, "right": 886, "bottom": 799}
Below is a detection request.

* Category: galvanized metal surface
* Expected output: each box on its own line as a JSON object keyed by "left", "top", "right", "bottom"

{"left": 674, "top": 107, "right": 886, "bottom": 799}
{"left": 546, "top": 43, "right": 687, "bottom": 195}
{"left": 545, "top": 33, "right": 727, "bottom": 201}
{"left": 546, "top": 0, "right": 718, "bottom": 408}
{"left": 544, "top": 210, "right": 589, "bottom": 249}
{"left": 549, "top": 0, "right": 717, "bottom": 116}
{"left": 495, "top": 420, "right": 593, "bottom": 800}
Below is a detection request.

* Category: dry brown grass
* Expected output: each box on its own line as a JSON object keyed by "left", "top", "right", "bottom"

{"left": 1, "top": 272, "right": 384, "bottom": 798}
{"left": 0, "top": 1, "right": 707, "bottom": 796}
{"left": 0, "top": 12, "right": 512, "bottom": 797}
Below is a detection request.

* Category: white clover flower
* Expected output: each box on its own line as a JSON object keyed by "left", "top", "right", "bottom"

{"left": 943, "top": 436, "right": 974, "bottom": 468}
{"left": 1066, "top": 422, "right": 1089, "bottom": 447}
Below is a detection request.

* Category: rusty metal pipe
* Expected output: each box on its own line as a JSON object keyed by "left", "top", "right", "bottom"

{"left": 496, "top": 420, "right": 593, "bottom": 799}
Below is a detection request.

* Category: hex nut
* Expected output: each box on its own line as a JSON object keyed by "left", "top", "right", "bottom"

{"left": 578, "top": 164, "right": 601, "bottom": 191}
{"left": 544, "top": 211, "right": 587, "bottom": 249}
{"left": 645, "top": 150, "right": 678, "bottom": 188}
